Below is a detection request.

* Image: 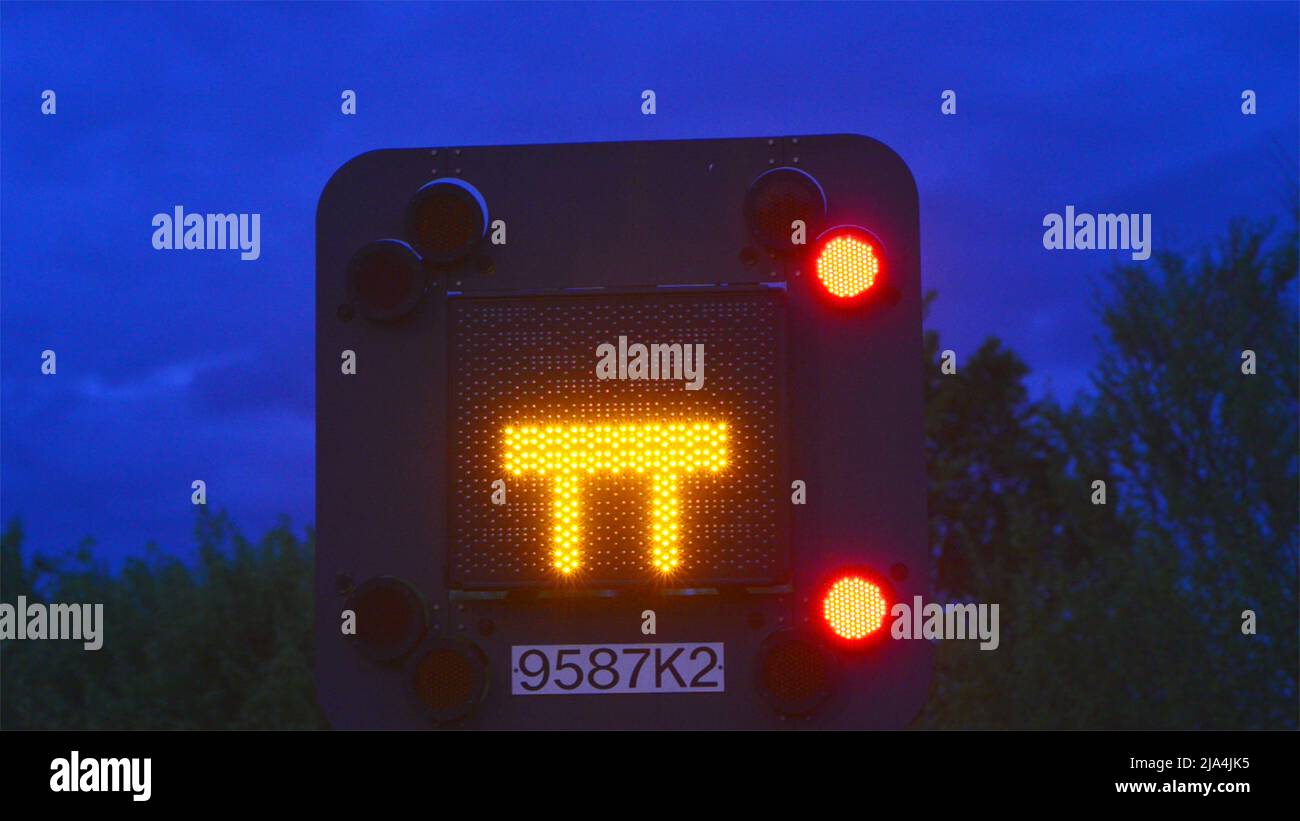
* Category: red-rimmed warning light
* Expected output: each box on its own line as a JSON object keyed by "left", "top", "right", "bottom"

{"left": 815, "top": 227, "right": 882, "bottom": 300}
{"left": 821, "top": 570, "right": 891, "bottom": 643}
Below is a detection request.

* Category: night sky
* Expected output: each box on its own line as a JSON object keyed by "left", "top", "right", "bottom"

{"left": 2, "top": 2, "right": 1296, "bottom": 563}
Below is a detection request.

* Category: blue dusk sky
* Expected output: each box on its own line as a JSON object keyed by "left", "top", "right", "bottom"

{"left": 1, "top": 1, "right": 1296, "bottom": 563}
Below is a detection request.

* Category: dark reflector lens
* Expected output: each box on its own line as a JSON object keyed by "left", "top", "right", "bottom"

{"left": 343, "top": 576, "right": 427, "bottom": 663}
{"left": 411, "top": 639, "right": 489, "bottom": 723}
{"left": 744, "top": 167, "right": 827, "bottom": 252}
{"left": 405, "top": 178, "right": 488, "bottom": 263}
{"left": 756, "top": 628, "right": 833, "bottom": 716}
{"left": 345, "top": 240, "right": 427, "bottom": 321}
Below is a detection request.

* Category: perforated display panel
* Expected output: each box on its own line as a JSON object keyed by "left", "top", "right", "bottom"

{"left": 448, "top": 289, "right": 788, "bottom": 588}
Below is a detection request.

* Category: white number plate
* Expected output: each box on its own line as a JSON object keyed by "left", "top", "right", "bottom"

{"left": 511, "top": 642, "right": 725, "bottom": 695}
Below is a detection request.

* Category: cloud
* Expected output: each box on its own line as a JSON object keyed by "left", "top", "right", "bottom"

{"left": 189, "top": 352, "right": 313, "bottom": 417}
{"left": 73, "top": 353, "right": 253, "bottom": 403}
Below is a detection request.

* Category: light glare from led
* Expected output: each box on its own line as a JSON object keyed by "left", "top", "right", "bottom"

{"left": 816, "top": 233, "right": 880, "bottom": 298}
{"left": 822, "top": 574, "right": 889, "bottom": 639}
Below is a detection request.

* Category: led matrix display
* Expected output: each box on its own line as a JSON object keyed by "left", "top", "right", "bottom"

{"left": 503, "top": 421, "right": 730, "bottom": 574}
{"left": 448, "top": 290, "right": 787, "bottom": 588}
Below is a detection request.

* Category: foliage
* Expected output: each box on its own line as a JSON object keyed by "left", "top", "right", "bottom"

{"left": 0, "top": 511, "right": 327, "bottom": 730}
{"left": 917, "top": 217, "right": 1298, "bottom": 729}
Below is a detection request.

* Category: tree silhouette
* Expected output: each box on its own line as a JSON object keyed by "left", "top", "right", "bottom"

{"left": 1, "top": 511, "right": 327, "bottom": 729}
{"left": 918, "top": 216, "right": 1297, "bottom": 729}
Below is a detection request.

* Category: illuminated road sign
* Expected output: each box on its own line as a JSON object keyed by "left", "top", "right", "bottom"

{"left": 316, "top": 135, "right": 930, "bottom": 729}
